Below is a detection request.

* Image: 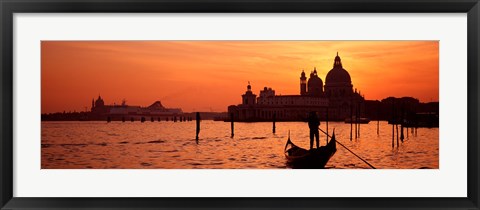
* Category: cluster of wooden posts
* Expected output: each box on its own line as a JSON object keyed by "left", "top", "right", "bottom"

{"left": 347, "top": 99, "right": 419, "bottom": 149}
{"left": 349, "top": 100, "right": 363, "bottom": 141}
{"left": 107, "top": 113, "right": 202, "bottom": 144}
{"left": 390, "top": 100, "right": 418, "bottom": 148}
{"left": 107, "top": 116, "right": 193, "bottom": 123}
{"left": 105, "top": 104, "right": 419, "bottom": 148}
{"left": 228, "top": 109, "right": 332, "bottom": 143}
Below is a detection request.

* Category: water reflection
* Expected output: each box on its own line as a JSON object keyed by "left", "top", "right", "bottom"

{"left": 41, "top": 121, "right": 438, "bottom": 169}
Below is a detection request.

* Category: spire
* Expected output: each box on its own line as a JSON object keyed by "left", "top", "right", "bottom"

{"left": 334, "top": 52, "right": 342, "bottom": 68}
{"left": 247, "top": 81, "right": 251, "bottom": 91}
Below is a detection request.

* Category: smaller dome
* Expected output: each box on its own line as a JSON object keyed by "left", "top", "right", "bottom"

{"left": 307, "top": 72, "right": 324, "bottom": 97}
{"left": 308, "top": 67, "right": 323, "bottom": 87}
{"left": 308, "top": 76, "right": 323, "bottom": 87}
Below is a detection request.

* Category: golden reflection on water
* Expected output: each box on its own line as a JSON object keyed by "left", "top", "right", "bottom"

{"left": 41, "top": 121, "right": 438, "bottom": 169}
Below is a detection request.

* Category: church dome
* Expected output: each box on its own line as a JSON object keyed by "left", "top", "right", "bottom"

{"left": 325, "top": 53, "right": 352, "bottom": 85}
{"left": 95, "top": 95, "right": 105, "bottom": 107}
{"left": 307, "top": 67, "right": 324, "bottom": 96}
{"left": 326, "top": 68, "right": 351, "bottom": 84}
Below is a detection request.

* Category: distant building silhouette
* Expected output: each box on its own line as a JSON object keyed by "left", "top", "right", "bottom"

{"left": 42, "top": 96, "right": 228, "bottom": 121}
{"left": 42, "top": 96, "right": 184, "bottom": 121}
{"left": 89, "top": 96, "right": 183, "bottom": 120}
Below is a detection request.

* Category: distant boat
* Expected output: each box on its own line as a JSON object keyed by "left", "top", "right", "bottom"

{"left": 214, "top": 117, "right": 227, "bottom": 121}
{"left": 344, "top": 117, "right": 370, "bottom": 124}
{"left": 284, "top": 132, "right": 337, "bottom": 169}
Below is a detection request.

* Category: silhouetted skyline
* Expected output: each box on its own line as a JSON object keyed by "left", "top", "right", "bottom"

{"left": 42, "top": 41, "right": 439, "bottom": 113}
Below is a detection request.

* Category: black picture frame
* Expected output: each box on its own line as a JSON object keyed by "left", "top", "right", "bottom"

{"left": 1, "top": 0, "right": 479, "bottom": 209}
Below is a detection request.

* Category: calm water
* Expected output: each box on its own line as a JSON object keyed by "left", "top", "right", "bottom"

{"left": 41, "top": 121, "right": 438, "bottom": 169}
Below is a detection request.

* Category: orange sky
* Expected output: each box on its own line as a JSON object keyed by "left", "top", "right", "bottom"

{"left": 41, "top": 41, "right": 439, "bottom": 114}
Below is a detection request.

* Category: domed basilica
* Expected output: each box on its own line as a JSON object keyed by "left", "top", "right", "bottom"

{"left": 228, "top": 53, "right": 365, "bottom": 121}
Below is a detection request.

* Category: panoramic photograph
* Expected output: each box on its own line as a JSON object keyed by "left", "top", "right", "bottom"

{"left": 41, "top": 41, "right": 439, "bottom": 169}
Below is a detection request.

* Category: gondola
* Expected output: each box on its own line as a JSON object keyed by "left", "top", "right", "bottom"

{"left": 284, "top": 132, "right": 337, "bottom": 169}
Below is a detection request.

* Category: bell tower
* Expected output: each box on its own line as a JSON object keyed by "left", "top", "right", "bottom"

{"left": 300, "top": 70, "right": 307, "bottom": 95}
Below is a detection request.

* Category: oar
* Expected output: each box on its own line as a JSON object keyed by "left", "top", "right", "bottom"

{"left": 319, "top": 128, "right": 376, "bottom": 169}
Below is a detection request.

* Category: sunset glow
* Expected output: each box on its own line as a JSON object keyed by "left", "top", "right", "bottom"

{"left": 41, "top": 41, "right": 439, "bottom": 113}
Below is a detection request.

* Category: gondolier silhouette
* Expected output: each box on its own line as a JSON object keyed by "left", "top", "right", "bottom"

{"left": 308, "top": 111, "right": 320, "bottom": 150}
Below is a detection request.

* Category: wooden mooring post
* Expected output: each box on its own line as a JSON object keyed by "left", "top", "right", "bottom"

{"left": 377, "top": 102, "right": 380, "bottom": 135}
{"left": 396, "top": 124, "right": 399, "bottom": 147}
{"left": 350, "top": 98, "right": 353, "bottom": 141}
{"left": 401, "top": 125, "right": 404, "bottom": 142}
{"left": 392, "top": 100, "right": 395, "bottom": 148}
{"left": 400, "top": 105, "right": 404, "bottom": 142}
{"left": 230, "top": 113, "right": 234, "bottom": 138}
{"left": 355, "top": 103, "right": 358, "bottom": 139}
{"left": 357, "top": 101, "right": 361, "bottom": 138}
{"left": 272, "top": 113, "right": 276, "bottom": 134}
{"left": 326, "top": 107, "right": 329, "bottom": 142}
{"left": 196, "top": 112, "right": 200, "bottom": 143}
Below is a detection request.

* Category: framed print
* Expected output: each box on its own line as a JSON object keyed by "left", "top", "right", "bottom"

{"left": 1, "top": 0, "right": 479, "bottom": 209}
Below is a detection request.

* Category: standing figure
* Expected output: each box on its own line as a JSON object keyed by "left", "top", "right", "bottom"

{"left": 308, "top": 111, "right": 320, "bottom": 149}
